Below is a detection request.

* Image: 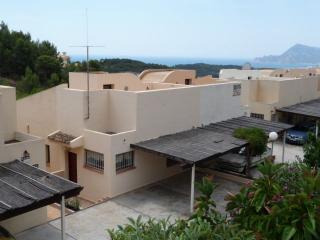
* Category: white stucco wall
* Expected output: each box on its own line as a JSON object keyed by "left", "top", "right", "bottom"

{"left": 0, "top": 86, "right": 17, "bottom": 142}
{"left": 0, "top": 86, "right": 47, "bottom": 234}
{"left": 15, "top": 79, "right": 246, "bottom": 201}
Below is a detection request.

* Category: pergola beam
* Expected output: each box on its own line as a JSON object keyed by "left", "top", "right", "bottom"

{"left": 190, "top": 164, "right": 195, "bottom": 214}
{"left": 61, "top": 196, "right": 66, "bottom": 240}
{"left": 282, "top": 131, "right": 287, "bottom": 163}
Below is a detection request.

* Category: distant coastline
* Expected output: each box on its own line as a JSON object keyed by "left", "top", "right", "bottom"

{"left": 70, "top": 55, "right": 320, "bottom": 69}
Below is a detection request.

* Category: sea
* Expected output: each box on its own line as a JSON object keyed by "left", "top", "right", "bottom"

{"left": 70, "top": 55, "right": 320, "bottom": 69}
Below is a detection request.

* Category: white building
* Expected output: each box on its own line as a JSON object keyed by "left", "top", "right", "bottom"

{"left": 17, "top": 70, "right": 245, "bottom": 202}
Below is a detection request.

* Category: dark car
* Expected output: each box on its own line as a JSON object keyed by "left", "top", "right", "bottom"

{"left": 200, "top": 147, "right": 271, "bottom": 173}
{"left": 286, "top": 123, "right": 316, "bottom": 145}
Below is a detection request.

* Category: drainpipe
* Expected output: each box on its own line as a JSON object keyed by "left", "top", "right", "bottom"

{"left": 61, "top": 196, "right": 65, "bottom": 240}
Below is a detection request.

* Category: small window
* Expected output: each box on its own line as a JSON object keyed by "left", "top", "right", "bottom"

{"left": 45, "top": 145, "right": 50, "bottom": 164}
{"left": 103, "top": 84, "right": 114, "bottom": 89}
{"left": 124, "top": 86, "right": 129, "bottom": 91}
{"left": 116, "top": 151, "right": 134, "bottom": 173}
{"left": 185, "top": 79, "right": 192, "bottom": 85}
{"left": 250, "top": 113, "right": 265, "bottom": 119}
{"left": 248, "top": 76, "right": 252, "bottom": 80}
{"left": 279, "top": 74, "right": 283, "bottom": 77}
{"left": 233, "top": 84, "right": 241, "bottom": 96}
{"left": 85, "top": 150, "right": 104, "bottom": 172}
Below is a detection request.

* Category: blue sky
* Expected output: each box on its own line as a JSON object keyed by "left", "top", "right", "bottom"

{"left": 1, "top": 0, "right": 319, "bottom": 59}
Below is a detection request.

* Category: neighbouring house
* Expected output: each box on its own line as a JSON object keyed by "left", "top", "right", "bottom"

{"left": 0, "top": 86, "right": 46, "bottom": 233}
{"left": 16, "top": 70, "right": 245, "bottom": 202}
{"left": 219, "top": 68, "right": 320, "bottom": 121}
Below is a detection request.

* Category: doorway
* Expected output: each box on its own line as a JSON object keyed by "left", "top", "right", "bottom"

{"left": 68, "top": 152, "right": 77, "bottom": 183}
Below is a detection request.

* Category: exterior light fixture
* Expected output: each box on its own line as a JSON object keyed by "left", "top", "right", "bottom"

{"left": 269, "top": 132, "right": 278, "bottom": 156}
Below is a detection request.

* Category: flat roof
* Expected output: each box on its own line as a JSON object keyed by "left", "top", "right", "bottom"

{"left": 131, "top": 116, "right": 293, "bottom": 165}
{"left": 277, "top": 98, "right": 320, "bottom": 119}
{"left": 0, "top": 160, "right": 83, "bottom": 221}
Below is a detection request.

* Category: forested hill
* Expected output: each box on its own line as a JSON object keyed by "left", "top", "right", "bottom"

{"left": 0, "top": 21, "right": 241, "bottom": 98}
{"left": 174, "top": 63, "right": 241, "bottom": 77}
{"left": 0, "top": 21, "right": 65, "bottom": 98}
{"left": 72, "top": 59, "right": 241, "bottom": 78}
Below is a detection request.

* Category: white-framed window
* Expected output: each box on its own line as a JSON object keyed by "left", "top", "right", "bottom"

{"left": 233, "top": 84, "right": 241, "bottom": 96}
{"left": 85, "top": 150, "right": 104, "bottom": 172}
{"left": 116, "top": 151, "right": 134, "bottom": 172}
{"left": 250, "top": 113, "right": 265, "bottom": 120}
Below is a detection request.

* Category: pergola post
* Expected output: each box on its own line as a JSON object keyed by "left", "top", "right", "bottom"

{"left": 245, "top": 147, "right": 251, "bottom": 178}
{"left": 282, "top": 131, "right": 286, "bottom": 163}
{"left": 316, "top": 120, "right": 319, "bottom": 139}
{"left": 61, "top": 195, "right": 66, "bottom": 240}
{"left": 190, "top": 164, "right": 195, "bottom": 214}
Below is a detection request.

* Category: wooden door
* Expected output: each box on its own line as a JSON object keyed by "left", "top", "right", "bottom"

{"left": 68, "top": 152, "right": 77, "bottom": 183}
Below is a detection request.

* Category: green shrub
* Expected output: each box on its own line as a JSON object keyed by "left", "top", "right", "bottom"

{"left": 65, "top": 197, "right": 80, "bottom": 211}
{"left": 226, "top": 160, "right": 320, "bottom": 239}
{"left": 303, "top": 132, "right": 320, "bottom": 169}
{"left": 233, "top": 128, "right": 267, "bottom": 156}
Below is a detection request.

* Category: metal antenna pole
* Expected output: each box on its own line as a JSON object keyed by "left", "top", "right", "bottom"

{"left": 86, "top": 9, "right": 90, "bottom": 119}
{"left": 69, "top": 9, "right": 104, "bottom": 119}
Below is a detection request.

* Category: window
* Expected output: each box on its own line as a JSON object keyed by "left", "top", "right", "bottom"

{"left": 116, "top": 151, "right": 134, "bottom": 172}
{"left": 250, "top": 113, "right": 265, "bottom": 119}
{"left": 85, "top": 150, "right": 104, "bottom": 171}
{"left": 45, "top": 145, "right": 50, "bottom": 164}
{"left": 233, "top": 84, "right": 241, "bottom": 96}
{"left": 103, "top": 84, "right": 114, "bottom": 89}
{"left": 185, "top": 79, "right": 192, "bottom": 85}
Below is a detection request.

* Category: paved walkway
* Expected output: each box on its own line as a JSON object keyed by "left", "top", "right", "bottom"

{"left": 16, "top": 171, "right": 242, "bottom": 240}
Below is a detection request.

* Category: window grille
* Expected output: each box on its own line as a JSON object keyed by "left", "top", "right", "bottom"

{"left": 116, "top": 151, "right": 134, "bottom": 172}
{"left": 250, "top": 113, "right": 265, "bottom": 120}
{"left": 85, "top": 150, "right": 104, "bottom": 171}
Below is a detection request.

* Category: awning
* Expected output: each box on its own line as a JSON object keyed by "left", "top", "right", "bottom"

{"left": 131, "top": 116, "right": 293, "bottom": 165}
{"left": 131, "top": 128, "right": 248, "bottom": 164}
{"left": 0, "top": 160, "right": 83, "bottom": 221}
{"left": 48, "top": 131, "right": 77, "bottom": 144}
{"left": 202, "top": 116, "right": 293, "bottom": 134}
{"left": 276, "top": 98, "right": 320, "bottom": 119}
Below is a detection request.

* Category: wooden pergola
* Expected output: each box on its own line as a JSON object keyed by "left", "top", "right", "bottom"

{"left": 131, "top": 116, "right": 293, "bottom": 213}
{"left": 0, "top": 160, "right": 83, "bottom": 240}
{"left": 277, "top": 98, "right": 320, "bottom": 138}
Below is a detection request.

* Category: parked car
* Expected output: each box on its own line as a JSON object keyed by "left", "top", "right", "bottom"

{"left": 286, "top": 123, "right": 316, "bottom": 145}
{"left": 0, "top": 226, "right": 16, "bottom": 240}
{"left": 201, "top": 147, "right": 272, "bottom": 174}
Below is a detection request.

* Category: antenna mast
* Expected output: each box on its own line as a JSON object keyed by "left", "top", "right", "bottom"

{"left": 70, "top": 9, "right": 103, "bottom": 119}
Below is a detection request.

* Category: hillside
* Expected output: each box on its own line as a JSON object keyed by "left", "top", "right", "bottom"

{"left": 72, "top": 59, "right": 241, "bottom": 78}
{"left": 255, "top": 44, "right": 320, "bottom": 64}
{"left": 174, "top": 63, "right": 241, "bottom": 77}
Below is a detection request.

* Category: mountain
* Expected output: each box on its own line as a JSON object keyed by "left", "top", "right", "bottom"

{"left": 254, "top": 44, "right": 320, "bottom": 64}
